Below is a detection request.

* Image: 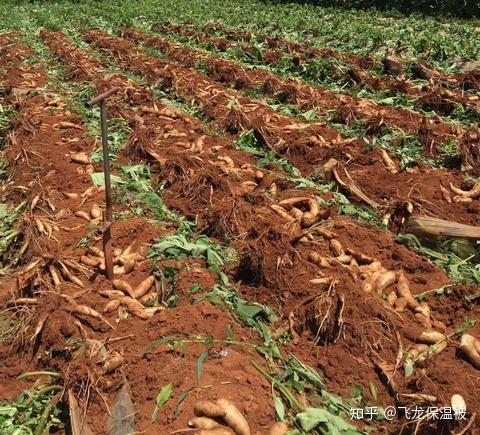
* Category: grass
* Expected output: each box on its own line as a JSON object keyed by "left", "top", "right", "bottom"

{"left": 0, "top": 0, "right": 478, "bottom": 70}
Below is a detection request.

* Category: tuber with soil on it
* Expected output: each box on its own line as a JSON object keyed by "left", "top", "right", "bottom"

{"left": 113, "top": 258, "right": 136, "bottom": 275}
{"left": 375, "top": 270, "right": 397, "bottom": 294}
{"left": 214, "top": 399, "right": 250, "bottom": 435}
{"left": 192, "top": 399, "right": 250, "bottom": 435}
{"left": 189, "top": 417, "right": 222, "bottom": 430}
{"left": 449, "top": 181, "right": 480, "bottom": 199}
{"left": 132, "top": 275, "right": 155, "bottom": 299}
{"left": 195, "top": 428, "right": 235, "bottom": 435}
{"left": 112, "top": 279, "right": 134, "bottom": 297}
{"left": 269, "top": 422, "right": 290, "bottom": 435}
{"left": 194, "top": 401, "right": 227, "bottom": 418}
{"left": 460, "top": 333, "right": 480, "bottom": 369}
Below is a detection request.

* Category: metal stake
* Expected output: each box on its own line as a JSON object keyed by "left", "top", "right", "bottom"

{"left": 85, "top": 87, "right": 119, "bottom": 281}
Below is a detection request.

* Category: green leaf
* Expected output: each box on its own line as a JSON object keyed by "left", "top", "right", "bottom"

{"left": 297, "top": 407, "right": 360, "bottom": 433}
{"left": 91, "top": 172, "right": 123, "bottom": 187}
{"left": 188, "top": 283, "right": 203, "bottom": 294}
{"left": 226, "top": 325, "right": 234, "bottom": 342}
{"left": 404, "top": 361, "right": 414, "bottom": 377}
{"left": 174, "top": 387, "right": 194, "bottom": 418}
{"left": 152, "top": 383, "right": 173, "bottom": 422}
{"left": 369, "top": 381, "right": 378, "bottom": 401}
{"left": 196, "top": 350, "right": 209, "bottom": 384}
{"left": 297, "top": 408, "right": 329, "bottom": 431}
{"left": 273, "top": 394, "right": 285, "bottom": 421}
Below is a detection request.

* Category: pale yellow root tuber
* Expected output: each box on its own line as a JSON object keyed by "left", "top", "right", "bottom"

{"left": 451, "top": 394, "right": 467, "bottom": 412}
{"left": 309, "top": 277, "right": 333, "bottom": 286}
{"left": 450, "top": 181, "right": 480, "bottom": 199}
{"left": 308, "top": 252, "right": 331, "bottom": 268}
{"left": 113, "top": 258, "right": 136, "bottom": 275}
{"left": 88, "top": 246, "right": 104, "bottom": 258}
{"left": 269, "top": 422, "right": 290, "bottom": 435}
{"left": 289, "top": 207, "right": 303, "bottom": 220}
{"left": 70, "top": 152, "right": 92, "bottom": 164}
{"left": 90, "top": 204, "right": 101, "bottom": 219}
{"left": 61, "top": 294, "right": 112, "bottom": 328}
{"left": 271, "top": 205, "right": 295, "bottom": 221}
{"left": 80, "top": 255, "right": 101, "bottom": 268}
{"left": 102, "top": 352, "right": 124, "bottom": 374}
{"left": 216, "top": 399, "right": 250, "bottom": 435}
{"left": 118, "top": 296, "right": 161, "bottom": 320}
{"left": 188, "top": 417, "right": 221, "bottom": 430}
{"left": 417, "top": 330, "right": 446, "bottom": 344}
{"left": 375, "top": 270, "right": 397, "bottom": 294}
{"left": 439, "top": 185, "right": 452, "bottom": 203}
{"left": 63, "top": 192, "right": 79, "bottom": 200}
{"left": 396, "top": 272, "right": 419, "bottom": 309}
{"left": 386, "top": 291, "right": 397, "bottom": 306}
{"left": 132, "top": 275, "right": 155, "bottom": 299}
{"left": 380, "top": 149, "right": 397, "bottom": 174}
{"left": 75, "top": 210, "right": 91, "bottom": 221}
{"left": 195, "top": 428, "right": 235, "bottom": 435}
{"left": 194, "top": 401, "right": 226, "bottom": 418}
{"left": 335, "top": 254, "right": 353, "bottom": 265}
{"left": 103, "top": 299, "right": 121, "bottom": 313}
{"left": 359, "top": 261, "right": 383, "bottom": 273}
{"left": 414, "top": 303, "right": 432, "bottom": 329}
{"left": 361, "top": 269, "right": 384, "bottom": 293}
{"left": 460, "top": 334, "right": 480, "bottom": 369}
{"left": 453, "top": 195, "right": 472, "bottom": 204}
{"left": 112, "top": 279, "right": 134, "bottom": 298}
{"left": 99, "top": 290, "right": 124, "bottom": 299}
{"left": 329, "top": 239, "right": 344, "bottom": 256}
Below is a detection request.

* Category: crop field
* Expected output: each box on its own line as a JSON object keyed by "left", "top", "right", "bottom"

{"left": 0, "top": 0, "right": 479, "bottom": 434}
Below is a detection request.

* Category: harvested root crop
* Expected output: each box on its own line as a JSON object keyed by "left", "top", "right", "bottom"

{"left": 375, "top": 270, "right": 397, "bottom": 294}
{"left": 450, "top": 181, "right": 480, "bottom": 199}
{"left": 112, "top": 279, "right": 134, "bottom": 297}
{"left": 113, "top": 258, "right": 136, "bottom": 275}
{"left": 132, "top": 275, "right": 155, "bottom": 299}
{"left": 278, "top": 196, "right": 320, "bottom": 228}
{"left": 90, "top": 203, "right": 102, "bottom": 219}
{"left": 460, "top": 334, "right": 480, "bottom": 369}
{"left": 75, "top": 210, "right": 91, "bottom": 221}
{"left": 396, "top": 271, "right": 419, "bottom": 310}
{"left": 451, "top": 394, "right": 467, "bottom": 412}
{"left": 70, "top": 152, "right": 93, "bottom": 164}
{"left": 194, "top": 401, "right": 227, "bottom": 418}
{"left": 216, "top": 399, "right": 250, "bottom": 435}
{"left": 193, "top": 399, "right": 250, "bottom": 435}
{"left": 80, "top": 255, "right": 101, "bottom": 268}
{"left": 195, "top": 428, "right": 235, "bottom": 435}
{"left": 380, "top": 149, "right": 397, "bottom": 174}
{"left": 269, "top": 422, "right": 290, "bottom": 435}
{"left": 189, "top": 417, "right": 221, "bottom": 430}
{"left": 102, "top": 351, "right": 124, "bottom": 374}
{"left": 118, "top": 296, "right": 163, "bottom": 320}
{"left": 103, "top": 299, "right": 121, "bottom": 313}
{"left": 61, "top": 294, "right": 113, "bottom": 328}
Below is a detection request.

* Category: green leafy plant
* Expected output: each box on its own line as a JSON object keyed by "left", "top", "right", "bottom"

{"left": 397, "top": 233, "right": 480, "bottom": 286}
{"left": 151, "top": 383, "right": 173, "bottom": 422}
{"left": 0, "top": 384, "right": 63, "bottom": 435}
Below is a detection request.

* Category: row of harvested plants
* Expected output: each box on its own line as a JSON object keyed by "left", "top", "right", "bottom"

{"left": 1, "top": 27, "right": 479, "bottom": 435}
{"left": 158, "top": 23, "right": 480, "bottom": 119}
{"left": 45, "top": 28, "right": 480, "bottom": 390}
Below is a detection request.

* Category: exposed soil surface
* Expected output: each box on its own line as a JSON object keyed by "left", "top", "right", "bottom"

{"left": 0, "top": 28, "right": 479, "bottom": 435}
